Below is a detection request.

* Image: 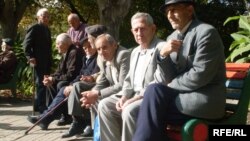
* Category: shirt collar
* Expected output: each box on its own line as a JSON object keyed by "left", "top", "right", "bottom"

{"left": 179, "top": 20, "right": 192, "bottom": 35}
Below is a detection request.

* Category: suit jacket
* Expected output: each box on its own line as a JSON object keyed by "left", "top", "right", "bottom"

{"left": 92, "top": 46, "right": 130, "bottom": 99}
{"left": 118, "top": 37, "right": 165, "bottom": 98}
{"left": 23, "top": 23, "right": 52, "bottom": 75}
{"left": 51, "top": 44, "right": 83, "bottom": 84}
{"left": 158, "top": 19, "right": 226, "bottom": 119}
{"left": 71, "top": 53, "right": 99, "bottom": 84}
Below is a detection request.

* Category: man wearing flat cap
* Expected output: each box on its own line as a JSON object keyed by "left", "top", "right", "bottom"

{"left": 133, "top": 0, "right": 226, "bottom": 141}
{"left": 0, "top": 38, "right": 17, "bottom": 84}
{"left": 61, "top": 24, "right": 111, "bottom": 138}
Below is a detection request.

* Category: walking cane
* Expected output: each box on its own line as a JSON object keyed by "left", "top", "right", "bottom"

{"left": 31, "top": 66, "right": 36, "bottom": 116}
{"left": 24, "top": 97, "right": 68, "bottom": 135}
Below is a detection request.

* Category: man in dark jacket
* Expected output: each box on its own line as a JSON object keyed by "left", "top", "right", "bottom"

{"left": 27, "top": 34, "right": 99, "bottom": 131}
{"left": 23, "top": 8, "right": 52, "bottom": 113}
{"left": 0, "top": 38, "right": 17, "bottom": 83}
{"left": 42, "top": 33, "right": 83, "bottom": 97}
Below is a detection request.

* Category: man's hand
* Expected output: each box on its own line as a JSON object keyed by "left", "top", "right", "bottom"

{"left": 80, "top": 75, "right": 95, "bottom": 83}
{"left": 160, "top": 40, "right": 182, "bottom": 57}
{"left": 63, "top": 85, "right": 73, "bottom": 97}
{"left": 116, "top": 96, "right": 127, "bottom": 112}
{"left": 43, "top": 75, "right": 53, "bottom": 86}
{"left": 80, "top": 90, "right": 99, "bottom": 108}
{"left": 116, "top": 95, "right": 143, "bottom": 112}
{"left": 28, "top": 58, "right": 36, "bottom": 67}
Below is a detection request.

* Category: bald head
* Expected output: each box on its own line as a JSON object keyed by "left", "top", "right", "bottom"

{"left": 67, "top": 13, "right": 81, "bottom": 29}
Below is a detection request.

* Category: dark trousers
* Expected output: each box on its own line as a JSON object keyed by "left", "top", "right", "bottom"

{"left": 132, "top": 83, "right": 191, "bottom": 141}
{"left": 34, "top": 69, "right": 47, "bottom": 113}
{"left": 40, "top": 86, "right": 68, "bottom": 124}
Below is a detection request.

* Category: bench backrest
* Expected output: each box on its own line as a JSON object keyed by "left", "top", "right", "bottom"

{"left": 223, "top": 63, "right": 250, "bottom": 124}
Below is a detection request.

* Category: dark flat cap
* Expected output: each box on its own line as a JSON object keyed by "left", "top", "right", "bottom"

{"left": 159, "top": 0, "right": 195, "bottom": 12}
{"left": 79, "top": 36, "right": 88, "bottom": 47}
{"left": 85, "top": 24, "right": 107, "bottom": 38}
{"left": 2, "top": 38, "right": 14, "bottom": 47}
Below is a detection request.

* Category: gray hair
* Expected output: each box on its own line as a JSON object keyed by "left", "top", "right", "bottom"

{"left": 131, "top": 12, "right": 154, "bottom": 25}
{"left": 95, "top": 33, "right": 117, "bottom": 46}
{"left": 36, "top": 8, "right": 49, "bottom": 17}
{"left": 56, "top": 33, "right": 72, "bottom": 46}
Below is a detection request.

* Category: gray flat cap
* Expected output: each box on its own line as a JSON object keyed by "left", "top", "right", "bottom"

{"left": 85, "top": 24, "right": 107, "bottom": 38}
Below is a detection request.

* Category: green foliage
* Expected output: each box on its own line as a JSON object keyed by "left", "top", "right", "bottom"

{"left": 13, "top": 0, "right": 248, "bottom": 96}
{"left": 224, "top": 15, "right": 250, "bottom": 62}
{"left": 12, "top": 35, "right": 61, "bottom": 96}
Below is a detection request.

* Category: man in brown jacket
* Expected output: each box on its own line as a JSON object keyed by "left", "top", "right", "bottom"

{"left": 0, "top": 38, "right": 17, "bottom": 84}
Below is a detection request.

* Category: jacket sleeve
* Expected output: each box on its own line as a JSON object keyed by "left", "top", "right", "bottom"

{"left": 23, "top": 26, "right": 36, "bottom": 59}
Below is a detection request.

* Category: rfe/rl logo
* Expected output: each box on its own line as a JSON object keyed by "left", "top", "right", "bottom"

{"left": 213, "top": 129, "right": 247, "bottom": 136}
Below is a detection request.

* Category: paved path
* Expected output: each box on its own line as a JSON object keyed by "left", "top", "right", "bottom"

{"left": 0, "top": 96, "right": 249, "bottom": 141}
{"left": 0, "top": 98, "right": 93, "bottom": 141}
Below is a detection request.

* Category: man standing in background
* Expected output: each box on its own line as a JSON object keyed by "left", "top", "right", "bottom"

{"left": 23, "top": 8, "right": 52, "bottom": 113}
{"left": 67, "top": 13, "right": 87, "bottom": 55}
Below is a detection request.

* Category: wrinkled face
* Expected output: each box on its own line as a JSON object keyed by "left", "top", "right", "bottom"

{"left": 68, "top": 18, "right": 79, "bottom": 30}
{"left": 1, "top": 42, "right": 7, "bottom": 52}
{"left": 165, "top": 3, "right": 193, "bottom": 31}
{"left": 82, "top": 40, "right": 97, "bottom": 56}
{"left": 56, "top": 41, "right": 68, "bottom": 54}
{"left": 95, "top": 37, "right": 116, "bottom": 62}
{"left": 131, "top": 18, "right": 155, "bottom": 48}
{"left": 38, "top": 12, "right": 49, "bottom": 26}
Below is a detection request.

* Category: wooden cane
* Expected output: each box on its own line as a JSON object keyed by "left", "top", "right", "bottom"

{"left": 24, "top": 97, "right": 68, "bottom": 135}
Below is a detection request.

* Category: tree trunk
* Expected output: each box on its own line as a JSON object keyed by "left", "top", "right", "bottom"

{"left": 97, "top": 0, "right": 131, "bottom": 40}
{"left": 0, "top": 0, "right": 30, "bottom": 40}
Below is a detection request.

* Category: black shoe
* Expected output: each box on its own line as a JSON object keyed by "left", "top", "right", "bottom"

{"left": 61, "top": 122, "right": 84, "bottom": 138}
{"left": 27, "top": 115, "right": 48, "bottom": 130}
{"left": 82, "top": 125, "right": 93, "bottom": 137}
{"left": 27, "top": 115, "right": 39, "bottom": 124}
{"left": 38, "top": 122, "right": 49, "bottom": 130}
{"left": 57, "top": 115, "right": 72, "bottom": 126}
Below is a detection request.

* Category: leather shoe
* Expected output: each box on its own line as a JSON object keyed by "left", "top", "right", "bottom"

{"left": 27, "top": 115, "right": 38, "bottom": 124}
{"left": 61, "top": 122, "right": 84, "bottom": 138}
{"left": 82, "top": 125, "right": 93, "bottom": 137}
{"left": 38, "top": 122, "right": 48, "bottom": 130}
{"left": 27, "top": 115, "right": 48, "bottom": 130}
{"left": 57, "top": 115, "right": 72, "bottom": 126}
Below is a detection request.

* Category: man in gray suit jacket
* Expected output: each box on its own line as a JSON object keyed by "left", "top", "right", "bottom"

{"left": 98, "top": 12, "right": 165, "bottom": 141}
{"left": 80, "top": 33, "right": 131, "bottom": 136}
{"left": 133, "top": 0, "right": 226, "bottom": 141}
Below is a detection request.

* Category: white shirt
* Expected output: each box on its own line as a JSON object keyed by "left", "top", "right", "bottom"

{"left": 133, "top": 49, "right": 147, "bottom": 92}
{"left": 106, "top": 59, "right": 119, "bottom": 84}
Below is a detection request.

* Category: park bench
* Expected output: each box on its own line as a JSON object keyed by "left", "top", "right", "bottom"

{"left": 0, "top": 61, "right": 24, "bottom": 98}
{"left": 166, "top": 63, "right": 250, "bottom": 141}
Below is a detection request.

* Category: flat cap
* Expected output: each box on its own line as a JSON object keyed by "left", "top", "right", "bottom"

{"left": 2, "top": 38, "right": 14, "bottom": 47}
{"left": 85, "top": 24, "right": 107, "bottom": 38}
{"left": 159, "top": 0, "right": 195, "bottom": 12}
{"left": 79, "top": 36, "right": 88, "bottom": 47}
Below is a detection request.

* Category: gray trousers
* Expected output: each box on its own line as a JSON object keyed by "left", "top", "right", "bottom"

{"left": 68, "top": 81, "right": 95, "bottom": 120}
{"left": 98, "top": 95, "right": 142, "bottom": 141}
